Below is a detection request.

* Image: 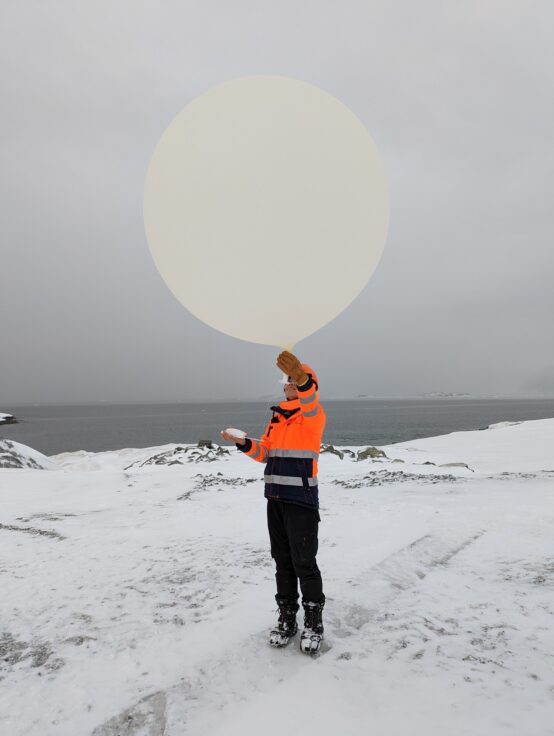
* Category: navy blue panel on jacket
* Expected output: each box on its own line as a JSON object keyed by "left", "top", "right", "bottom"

{"left": 264, "top": 456, "right": 319, "bottom": 509}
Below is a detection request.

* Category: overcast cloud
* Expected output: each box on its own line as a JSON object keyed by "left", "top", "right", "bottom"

{"left": 1, "top": 0, "right": 553, "bottom": 403}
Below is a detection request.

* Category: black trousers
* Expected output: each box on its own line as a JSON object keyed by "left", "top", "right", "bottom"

{"left": 267, "top": 499, "right": 324, "bottom": 605}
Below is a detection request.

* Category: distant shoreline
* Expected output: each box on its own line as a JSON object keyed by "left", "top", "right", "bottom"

{"left": 3, "top": 395, "right": 554, "bottom": 407}
{"left": 3, "top": 399, "right": 554, "bottom": 456}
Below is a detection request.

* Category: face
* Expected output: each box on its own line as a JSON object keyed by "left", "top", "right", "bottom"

{"left": 283, "top": 379, "right": 298, "bottom": 400}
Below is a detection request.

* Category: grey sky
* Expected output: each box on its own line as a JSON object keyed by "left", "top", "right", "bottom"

{"left": 2, "top": 0, "right": 553, "bottom": 403}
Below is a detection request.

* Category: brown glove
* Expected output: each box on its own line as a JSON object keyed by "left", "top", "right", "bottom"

{"left": 276, "top": 351, "right": 309, "bottom": 386}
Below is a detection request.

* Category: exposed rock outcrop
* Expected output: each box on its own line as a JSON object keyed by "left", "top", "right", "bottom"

{"left": 124, "top": 442, "right": 230, "bottom": 470}
{"left": 357, "top": 446, "right": 387, "bottom": 461}
{"left": 320, "top": 444, "right": 357, "bottom": 460}
{"left": 320, "top": 444, "right": 344, "bottom": 460}
{"left": 0, "top": 440, "right": 57, "bottom": 470}
{"left": 0, "top": 412, "right": 17, "bottom": 425}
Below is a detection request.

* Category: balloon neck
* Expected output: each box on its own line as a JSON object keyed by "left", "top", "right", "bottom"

{"left": 279, "top": 343, "right": 295, "bottom": 383}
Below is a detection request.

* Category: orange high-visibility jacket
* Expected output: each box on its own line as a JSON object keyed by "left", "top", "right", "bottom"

{"left": 237, "top": 366, "right": 326, "bottom": 508}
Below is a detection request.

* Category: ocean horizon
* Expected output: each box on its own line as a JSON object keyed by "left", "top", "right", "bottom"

{"left": 2, "top": 397, "right": 554, "bottom": 457}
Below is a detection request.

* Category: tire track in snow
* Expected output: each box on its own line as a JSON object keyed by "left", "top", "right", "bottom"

{"left": 91, "top": 529, "right": 485, "bottom": 736}
{"left": 331, "top": 530, "right": 485, "bottom": 636}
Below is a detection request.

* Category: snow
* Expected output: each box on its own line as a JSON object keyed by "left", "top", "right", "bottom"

{"left": 226, "top": 427, "right": 246, "bottom": 437}
{"left": 1, "top": 419, "right": 553, "bottom": 735}
{"left": 223, "top": 428, "right": 247, "bottom": 440}
{"left": 0, "top": 412, "right": 15, "bottom": 424}
{"left": 0, "top": 439, "right": 58, "bottom": 470}
{"left": 381, "top": 417, "right": 554, "bottom": 474}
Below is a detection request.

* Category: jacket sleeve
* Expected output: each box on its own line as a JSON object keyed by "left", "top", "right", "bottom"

{"left": 236, "top": 421, "right": 271, "bottom": 463}
{"left": 296, "top": 375, "right": 322, "bottom": 422}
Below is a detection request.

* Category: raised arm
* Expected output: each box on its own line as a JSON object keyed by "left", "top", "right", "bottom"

{"left": 276, "top": 350, "right": 322, "bottom": 422}
{"left": 295, "top": 373, "right": 321, "bottom": 420}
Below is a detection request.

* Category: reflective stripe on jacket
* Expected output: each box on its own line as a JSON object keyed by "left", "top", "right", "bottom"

{"left": 238, "top": 375, "right": 326, "bottom": 508}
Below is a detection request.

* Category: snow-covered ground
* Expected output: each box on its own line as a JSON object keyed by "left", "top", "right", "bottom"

{"left": 0, "top": 412, "right": 16, "bottom": 425}
{"left": 1, "top": 419, "right": 553, "bottom": 736}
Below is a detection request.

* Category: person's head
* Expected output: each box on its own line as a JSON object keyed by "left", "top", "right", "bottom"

{"left": 282, "top": 364, "right": 318, "bottom": 401}
{"left": 283, "top": 379, "right": 298, "bottom": 401}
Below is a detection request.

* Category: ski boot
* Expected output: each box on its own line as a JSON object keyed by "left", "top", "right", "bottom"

{"left": 269, "top": 597, "right": 299, "bottom": 647}
{"left": 300, "top": 599, "right": 325, "bottom": 655}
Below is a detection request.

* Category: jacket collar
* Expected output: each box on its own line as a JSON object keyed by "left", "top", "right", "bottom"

{"left": 269, "top": 398, "right": 301, "bottom": 422}
{"left": 279, "top": 398, "right": 300, "bottom": 410}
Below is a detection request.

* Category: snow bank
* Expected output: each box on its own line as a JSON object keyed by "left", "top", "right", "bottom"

{"left": 50, "top": 441, "right": 232, "bottom": 472}
{"left": 383, "top": 417, "right": 554, "bottom": 474}
{"left": 0, "top": 439, "right": 58, "bottom": 470}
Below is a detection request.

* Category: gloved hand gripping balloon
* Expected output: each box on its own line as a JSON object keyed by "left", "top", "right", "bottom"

{"left": 276, "top": 351, "right": 309, "bottom": 386}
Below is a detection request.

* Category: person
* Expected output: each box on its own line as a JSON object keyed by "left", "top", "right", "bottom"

{"left": 221, "top": 350, "right": 326, "bottom": 654}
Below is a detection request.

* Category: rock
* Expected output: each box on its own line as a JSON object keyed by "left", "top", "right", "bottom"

{"left": 486, "top": 421, "right": 522, "bottom": 430}
{"left": 124, "top": 443, "right": 230, "bottom": 470}
{"left": 91, "top": 690, "right": 168, "bottom": 736}
{"left": 0, "top": 412, "right": 17, "bottom": 425}
{"left": 63, "top": 635, "right": 97, "bottom": 646}
{"left": 439, "top": 462, "right": 474, "bottom": 472}
{"left": 333, "top": 470, "right": 459, "bottom": 488}
{"left": 357, "top": 446, "right": 387, "bottom": 461}
{"left": 0, "top": 440, "right": 57, "bottom": 470}
{"left": 320, "top": 444, "right": 344, "bottom": 460}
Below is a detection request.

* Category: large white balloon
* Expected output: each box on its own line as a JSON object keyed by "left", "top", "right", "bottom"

{"left": 144, "top": 76, "right": 389, "bottom": 349}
